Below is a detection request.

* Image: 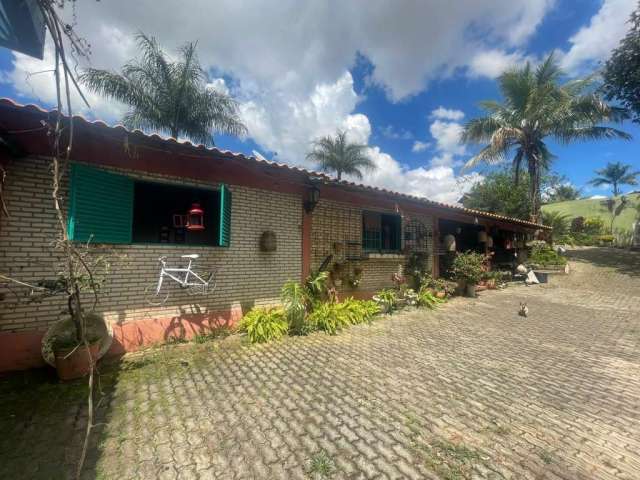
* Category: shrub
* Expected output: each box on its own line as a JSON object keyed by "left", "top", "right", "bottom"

{"left": 528, "top": 244, "right": 567, "bottom": 267}
{"left": 420, "top": 274, "right": 457, "bottom": 296}
{"left": 239, "top": 307, "right": 289, "bottom": 344}
{"left": 373, "top": 288, "right": 398, "bottom": 313}
{"left": 308, "top": 298, "right": 379, "bottom": 335}
{"left": 583, "top": 217, "right": 605, "bottom": 235}
{"left": 417, "top": 288, "right": 445, "bottom": 309}
{"left": 450, "top": 251, "right": 487, "bottom": 285}
{"left": 597, "top": 234, "right": 615, "bottom": 244}
{"left": 570, "top": 216, "right": 585, "bottom": 233}
{"left": 570, "top": 232, "right": 597, "bottom": 246}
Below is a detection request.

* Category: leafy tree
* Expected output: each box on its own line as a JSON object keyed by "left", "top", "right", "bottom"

{"left": 589, "top": 161, "right": 639, "bottom": 196}
{"left": 306, "top": 131, "right": 374, "bottom": 180}
{"left": 81, "top": 33, "right": 246, "bottom": 145}
{"left": 547, "top": 184, "right": 581, "bottom": 203}
{"left": 462, "top": 53, "right": 630, "bottom": 222}
{"left": 602, "top": 3, "right": 640, "bottom": 123}
{"left": 461, "top": 170, "right": 531, "bottom": 220}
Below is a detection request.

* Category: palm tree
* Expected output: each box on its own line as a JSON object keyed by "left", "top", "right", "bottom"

{"left": 80, "top": 33, "right": 246, "bottom": 145}
{"left": 462, "top": 53, "right": 630, "bottom": 222}
{"left": 589, "top": 161, "right": 639, "bottom": 196}
{"left": 306, "top": 131, "right": 375, "bottom": 180}
{"left": 541, "top": 210, "right": 570, "bottom": 243}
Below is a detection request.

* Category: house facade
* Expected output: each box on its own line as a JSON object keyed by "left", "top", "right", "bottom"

{"left": 0, "top": 99, "right": 547, "bottom": 372}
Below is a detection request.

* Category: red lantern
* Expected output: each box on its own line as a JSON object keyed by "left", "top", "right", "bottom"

{"left": 186, "top": 203, "right": 205, "bottom": 231}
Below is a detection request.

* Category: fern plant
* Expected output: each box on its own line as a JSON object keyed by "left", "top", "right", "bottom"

{"left": 239, "top": 307, "right": 288, "bottom": 344}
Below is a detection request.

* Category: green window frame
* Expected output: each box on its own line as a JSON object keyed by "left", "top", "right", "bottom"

{"left": 67, "top": 163, "right": 134, "bottom": 244}
{"left": 67, "top": 163, "right": 232, "bottom": 247}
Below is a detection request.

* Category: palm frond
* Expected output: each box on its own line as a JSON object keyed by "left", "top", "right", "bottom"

{"left": 81, "top": 32, "right": 246, "bottom": 145}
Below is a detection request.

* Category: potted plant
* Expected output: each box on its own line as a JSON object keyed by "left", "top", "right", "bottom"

{"left": 450, "top": 251, "right": 486, "bottom": 298}
{"left": 42, "top": 312, "right": 108, "bottom": 381}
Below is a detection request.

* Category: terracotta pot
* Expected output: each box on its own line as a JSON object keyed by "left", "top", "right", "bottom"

{"left": 54, "top": 341, "right": 100, "bottom": 381}
{"left": 435, "top": 291, "right": 446, "bottom": 299}
{"left": 486, "top": 279, "right": 497, "bottom": 289}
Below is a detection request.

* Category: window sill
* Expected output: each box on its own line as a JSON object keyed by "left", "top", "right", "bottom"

{"left": 363, "top": 252, "right": 405, "bottom": 260}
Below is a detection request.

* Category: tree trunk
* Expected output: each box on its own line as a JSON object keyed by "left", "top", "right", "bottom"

{"left": 613, "top": 182, "right": 619, "bottom": 197}
{"left": 528, "top": 157, "right": 541, "bottom": 223}
{"left": 337, "top": 171, "right": 342, "bottom": 181}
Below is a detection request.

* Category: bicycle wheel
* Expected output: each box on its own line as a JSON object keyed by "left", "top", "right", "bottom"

{"left": 144, "top": 283, "right": 170, "bottom": 306}
{"left": 187, "top": 270, "right": 217, "bottom": 297}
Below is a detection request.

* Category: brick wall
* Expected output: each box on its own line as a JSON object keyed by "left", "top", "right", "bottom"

{"left": 311, "top": 198, "right": 433, "bottom": 294}
{"left": 0, "top": 156, "right": 302, "bottom": 334}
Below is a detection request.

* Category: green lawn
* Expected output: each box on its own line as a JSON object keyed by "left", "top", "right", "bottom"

{"left": 542, "top": 193, "right": 640, "bottom": 233}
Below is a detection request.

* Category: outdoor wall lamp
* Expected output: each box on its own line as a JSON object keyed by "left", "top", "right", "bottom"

{"left": 303, "top": 184, "right": 321, "bottom": 213}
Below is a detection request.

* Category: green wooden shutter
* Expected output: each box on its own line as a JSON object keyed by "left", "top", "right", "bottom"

{"left": 67, "top": 164, "right": 134, "bottom": 244}
{"left": 218, "top": 184, "right": 232, "bottom": 247}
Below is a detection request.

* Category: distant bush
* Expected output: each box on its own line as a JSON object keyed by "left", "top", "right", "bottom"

{"left": 583, "top": 217, "right": 605, "bottom": 235}
{"left": 529, "top": 244, "right": 567, "bottom": 267}
{"left": 570, "top": 216, "right": 585, "bottom": 233}
{"left": 597, "top": 234, "right": 615, "bottom": 244}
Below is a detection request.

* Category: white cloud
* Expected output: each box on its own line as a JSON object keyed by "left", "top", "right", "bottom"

{"left": 239, "top": 71, "right": 368, "bottom": 166}
{"left": 589, "top": 195, "right": 607, "bottom": 200}
{"left": 351, "top": 148, "right": 483, "bottom": 204}
{"left": 429, "top": 119, "right": 466, "bottom": 157}
{"left": 6, "top": 43, "right": 127, "bottom": 121}
{"left": 24, "top": 0, "right": 555, "bottom": 105}
{"left": 468, "top": 49, "right": 530, "bottom": 78}
{"left": 411, "top": 141, "right": 430, "bottom": 153}
{"left": 560, "top": 0, "right": 637, "bottom": 73}
{"left": 430, "top": 107, "right": 465, "bottom": 121}
{"left": 205, "top": 78, "right": 230, "bottom": 96}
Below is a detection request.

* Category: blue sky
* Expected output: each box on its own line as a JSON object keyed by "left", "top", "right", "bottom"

{"left": 0, "top": 0, "right": 638, "bottom": 202}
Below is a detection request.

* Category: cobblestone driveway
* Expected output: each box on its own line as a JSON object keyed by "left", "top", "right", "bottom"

{"left": 2, "top": 248, "right": 640, "bottom": 479}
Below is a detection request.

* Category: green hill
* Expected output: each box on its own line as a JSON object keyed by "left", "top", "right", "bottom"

{"left": 542, "top": 192, "right": 640, "bottom": 234}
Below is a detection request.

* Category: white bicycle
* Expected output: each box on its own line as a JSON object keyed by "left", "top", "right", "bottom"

{"left": 144, "top": 254, "right": 216, "bottom": 306}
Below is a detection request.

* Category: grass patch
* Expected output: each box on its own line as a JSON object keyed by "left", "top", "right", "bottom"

{"left": 403, "top": 413, "right": 488, "bottom": 480}
{"left": 307, "top": 450, "right": 335, "bottom": 478}
{"left": 542, "top": 193, "right": 639, "bottom": 235}
{"left": 538, "top": 449, "right": 554, "bottom": 465}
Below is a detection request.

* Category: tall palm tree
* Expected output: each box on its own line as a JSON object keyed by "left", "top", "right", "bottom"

{"left": 80, "top": 33, "right": 246, "bottom": 145}
{"left": 306, "top": 131, "right": 375, "bottom": 181}
{"left": 589, "top": 161, "right": 639, "bottom": 196}
{"left": 462, "top": 53, "right": 630, "bottom": 222}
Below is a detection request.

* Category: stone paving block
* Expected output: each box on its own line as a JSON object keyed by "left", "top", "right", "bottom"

{"left": 2, "top": 248, "right": 640, "bottom": 479}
